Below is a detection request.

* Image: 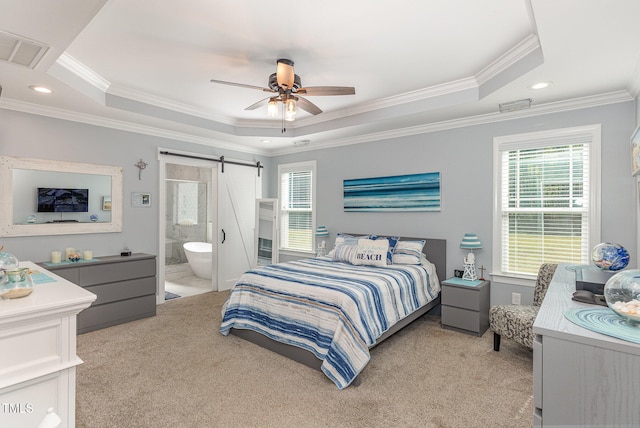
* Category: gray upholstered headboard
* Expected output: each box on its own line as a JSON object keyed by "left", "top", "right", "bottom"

{"left": 343, "top": 233, "right": 447, "bottom": 281}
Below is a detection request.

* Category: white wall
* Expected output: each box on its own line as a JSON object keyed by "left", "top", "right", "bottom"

{"left": 0, "top": 109, "right": 271, "bottom": 265}
{"left": 271, "top": 101, "right": 637, "bottom": 305}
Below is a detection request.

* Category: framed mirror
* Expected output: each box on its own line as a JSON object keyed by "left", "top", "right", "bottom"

{"left": 254, "top": 198, "right": 278, "bottom": 267}
{"left": 0, "top": 156, "right": 123, "bottom": 237}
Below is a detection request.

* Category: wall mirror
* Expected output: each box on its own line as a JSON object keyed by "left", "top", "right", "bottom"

{"left": 254, "top": 198, "right": 278, "bottom": 267}
{"left": 0, "top": 156, "right": 123, "bottom": 237}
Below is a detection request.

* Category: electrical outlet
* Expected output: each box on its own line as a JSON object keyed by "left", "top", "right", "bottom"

{"left": 512, "top": 292, "right": 521, "bottom": 305}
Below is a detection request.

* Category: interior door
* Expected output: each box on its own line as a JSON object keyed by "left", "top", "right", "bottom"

{"left": 217, "top": 163, "right": 262, "bottom": 291}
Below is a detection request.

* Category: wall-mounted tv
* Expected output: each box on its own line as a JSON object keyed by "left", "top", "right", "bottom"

{"left": 37, "top": 188, "right": 89, "bottom": 213}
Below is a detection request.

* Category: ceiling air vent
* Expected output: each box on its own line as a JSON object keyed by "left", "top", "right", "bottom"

{"left": 0, "top": 30, "right": 49, "bottom": 69}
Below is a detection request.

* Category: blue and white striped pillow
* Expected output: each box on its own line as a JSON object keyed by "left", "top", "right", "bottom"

{"left": 332, "top": 244, "right": 359, "bottom": 263}
{"left": 392, "top": 240, "right": 426, "bottom": 265}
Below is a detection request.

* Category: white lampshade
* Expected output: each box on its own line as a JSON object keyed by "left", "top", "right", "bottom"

{"left": 38, "top": 408, "right": 62, "bottom": 428}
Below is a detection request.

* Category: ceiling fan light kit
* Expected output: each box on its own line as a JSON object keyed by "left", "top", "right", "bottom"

{"left": 267, "top": 98, "right": 278, "bottom": 117}
{"left": 211, "top": 58, "right": 355, "bottom": 132}
{"left": 285, "top": 97, "right": 296, "bottom": 121}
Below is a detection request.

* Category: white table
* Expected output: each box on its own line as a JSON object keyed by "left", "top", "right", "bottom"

{"left": 0, "top": 261, "right": 96, "bottom": 428}
{"left": 532, "top": 264, "right": 640, "bottom": 426}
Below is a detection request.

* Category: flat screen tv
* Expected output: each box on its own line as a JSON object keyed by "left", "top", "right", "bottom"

{"left": 37, "top": 188, "right": 89, "bottom": 213}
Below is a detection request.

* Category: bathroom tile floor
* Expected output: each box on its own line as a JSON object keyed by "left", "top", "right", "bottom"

{"left": 165, "top": 263, "right": 212, "bottom": 298}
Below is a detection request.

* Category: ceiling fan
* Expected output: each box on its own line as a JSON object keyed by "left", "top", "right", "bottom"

{"left": 210, "top": 58, "right": 355, "bottom": 131}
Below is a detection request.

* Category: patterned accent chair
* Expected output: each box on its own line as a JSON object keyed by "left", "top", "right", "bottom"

{"left": 489, "top": 263, "right": 558, "bottom": 351}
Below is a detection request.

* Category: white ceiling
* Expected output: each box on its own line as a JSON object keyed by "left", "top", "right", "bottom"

{"left": 1, "top": 0, "right": 640, "bottom": 155}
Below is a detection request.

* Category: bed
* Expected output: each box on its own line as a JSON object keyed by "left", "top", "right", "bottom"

{"left": 219, "top": 235, "right": 446, "bottom": 389}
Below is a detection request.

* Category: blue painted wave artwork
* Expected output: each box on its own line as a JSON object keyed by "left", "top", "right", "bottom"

{"left": 343, "top": 172, "right": 441, "bottom": 212}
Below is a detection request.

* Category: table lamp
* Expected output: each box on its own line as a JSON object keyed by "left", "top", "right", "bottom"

{"left": 460, "top": 233, "right": 482, "bottom": 280}
{"left": 38, "top": 408, "right": 62, "bottom": 428}
{"left": 315, "top": 226, "right": 329, "bottom": 256}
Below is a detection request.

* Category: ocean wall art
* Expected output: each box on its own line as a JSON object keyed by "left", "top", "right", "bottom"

{"left": 343, "top": 172, "right": 441, "bottom": 212}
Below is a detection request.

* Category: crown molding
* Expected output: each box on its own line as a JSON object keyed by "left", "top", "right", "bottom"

{"left": 269, "top": 91, "right": 633, "bottom": 156}
{"left": 106, "top": 84, "right": 235, "bottom": 126}
{"left": 476, "top": 33, "right": 541, "bottom": 86}
{"left": 55, "top": 53, "right": 110, "bottom": 92}
{"left": 0, "top": 98, "right": 270, "bottom": 156}
{"left": 52, "top": 32, "right": 541, "bottom": 136}
{"left": 1, "top": 90, "right": 632, "bottom": 159}
{"left": 242, "top": 35, "right": 541, "bottom": 131}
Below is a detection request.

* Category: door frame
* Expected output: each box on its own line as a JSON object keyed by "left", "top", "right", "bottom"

{"left": 157, "top": 148, "right": 218, "bottom": 303}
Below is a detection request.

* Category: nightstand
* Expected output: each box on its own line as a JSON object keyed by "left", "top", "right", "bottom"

{"left": 440, "top": 277, "right": 490, "bottom": 336}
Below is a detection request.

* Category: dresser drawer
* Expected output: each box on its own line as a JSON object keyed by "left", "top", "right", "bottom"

{"left": 441, "top": 285, "right": 482, "bottom": 311}
{"left": 442, "top": 305, "right": 482, "bottom": 333}
{"left": 78, "top": 294, "right": 156, "bottom": 333}
{"left": 84, "top": 276, "right": 155, "bottom": 305}
{"left": 76, "top": 258, "right": 155, "bottom": 286}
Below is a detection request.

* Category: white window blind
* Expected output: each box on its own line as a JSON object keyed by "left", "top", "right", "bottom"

{"left": 278, "top": 161, "right": 316, "bottom": 252}
{"left": 494, "top": 125, "right": 601, "bottom": 278}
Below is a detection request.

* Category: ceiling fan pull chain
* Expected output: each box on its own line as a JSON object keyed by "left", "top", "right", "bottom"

{"left": 281, "top": 105, "right": 286, "bottom": 133}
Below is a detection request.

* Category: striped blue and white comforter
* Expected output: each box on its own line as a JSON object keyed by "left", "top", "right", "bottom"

{"left": 219, "top": 256, "right": 440, "bottom": 389}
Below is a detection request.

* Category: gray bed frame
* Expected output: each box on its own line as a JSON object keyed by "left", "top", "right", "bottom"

{"left": 229, "top": 236, "right": 447, "bottom": 386}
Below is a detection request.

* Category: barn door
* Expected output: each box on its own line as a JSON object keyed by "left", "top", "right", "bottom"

{"left": 216, "top": 163, "right": 262, "bottom": 291}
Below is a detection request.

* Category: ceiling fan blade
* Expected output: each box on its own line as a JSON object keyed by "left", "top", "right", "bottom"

{"left": 244, "top": 97, "right": 273, "bottom": 111}
{"left": 296, "top": 96, "right": 323, "bottom": 115}
{"left": 276, "top": 59, "right": 295, "bottom": 89}
{"left": 297, "top": 86, "right": 356, "bottom": 96}
{"left": 210, "top": 79, "right": 275, "bottom": 93}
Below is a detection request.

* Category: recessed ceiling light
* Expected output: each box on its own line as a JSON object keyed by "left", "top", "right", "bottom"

{"left": 29, "top": 85, "right": 53, "bottom": 94}
{"left": 260, "top": 139, "right": 271, "bottom": 143}
{"left": 529, "top": 81, "right": 552, "bottom": 90}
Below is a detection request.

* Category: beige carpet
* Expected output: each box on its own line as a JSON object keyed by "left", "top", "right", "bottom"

{"left": 76, "top": 291, "right": 534, "bottom": 428}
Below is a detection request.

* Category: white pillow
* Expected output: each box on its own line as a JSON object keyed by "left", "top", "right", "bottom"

{"left": 392, "top": 240, "right": 426, "bottom": 265}
{"left": 352, "top": 238, "right": 389, "bottom": 267}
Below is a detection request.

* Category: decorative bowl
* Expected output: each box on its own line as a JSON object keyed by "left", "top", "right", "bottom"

{"left": 0, "top": 251, "right": 19, "bottom": 271}
{"left": 68, "top": 253, "right": 82, "bottom": 262}
{"left": 591, "top": 242, "right": 629, "bottom": 271}
{"left": 0, "top": 267, "right": 33, "bottom": 299}
{"left": 604, "top": 269, "right": 640, "bottom": 324}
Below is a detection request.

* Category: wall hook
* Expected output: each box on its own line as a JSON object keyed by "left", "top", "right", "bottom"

{"left": 134, "top": 159, "right": 148, "bottom": 180}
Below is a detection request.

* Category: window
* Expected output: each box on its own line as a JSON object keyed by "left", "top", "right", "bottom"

{"left": 493, "top": 125, "right": 601, "bottom": 282}
{"left": 176, "top": 182, "right": 200, "bottom": 225}
{"left": 278, "top": 161, "right": 316, "bottom": 252}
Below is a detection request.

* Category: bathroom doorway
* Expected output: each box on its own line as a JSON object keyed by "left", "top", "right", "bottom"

{"left": 159, "top": 156, "right": 217, "bottom": 301}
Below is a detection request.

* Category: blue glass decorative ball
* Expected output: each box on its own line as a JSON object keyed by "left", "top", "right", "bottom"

{"left": 591, "top": 242, "right": 630, "bottom": 271}
{"left": 604, "top": 269, "right": 640, "bottom": 324}
{"left": 90, "top": 214, "right": 99, "bottom": 222}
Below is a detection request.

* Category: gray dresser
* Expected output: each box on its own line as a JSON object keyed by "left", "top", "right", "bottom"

{"left": 532, "top": 264, "right": 640, "bottom": 426}
{"left": 39, "top": 253, "right": 157, "bottom": 333}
